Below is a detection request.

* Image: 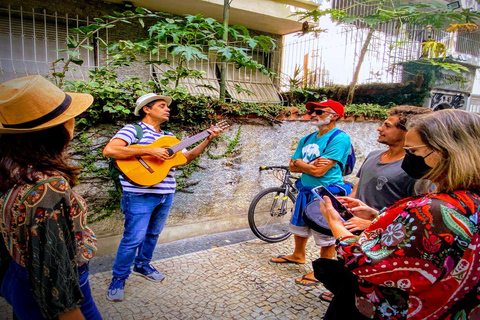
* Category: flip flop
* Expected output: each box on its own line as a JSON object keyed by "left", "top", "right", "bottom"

{"left": 270, "top": 255, "right": 304, "bottom": 264}
{"left": 319, "top": 291, "right": 334, "bottom": 302}
{"left": 294, "top": 275, "right": 320, "bottom": 286}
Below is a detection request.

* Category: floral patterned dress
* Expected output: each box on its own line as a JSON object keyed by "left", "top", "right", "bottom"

{"left": 336, "top": 190, "right": 480, "bottom": 320}
{"left": 0, "top": 173, "right": 97, "bottom": 319}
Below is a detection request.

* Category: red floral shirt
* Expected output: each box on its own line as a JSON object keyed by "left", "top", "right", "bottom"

{"left": 337, "top": 190, "right": 480, "bottom": 320}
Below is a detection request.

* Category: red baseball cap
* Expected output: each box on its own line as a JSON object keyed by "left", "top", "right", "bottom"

{"left": 306, "top": 100, "right": 344, "bottom": 118}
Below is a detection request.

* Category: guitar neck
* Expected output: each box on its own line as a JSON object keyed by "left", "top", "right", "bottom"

{"left": 169, "top": 130, "right": 211, "bottom": 153}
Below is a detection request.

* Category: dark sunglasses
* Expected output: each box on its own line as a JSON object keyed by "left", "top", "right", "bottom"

{"left": 308, "top": 109, "right": 336, "bottom": 116}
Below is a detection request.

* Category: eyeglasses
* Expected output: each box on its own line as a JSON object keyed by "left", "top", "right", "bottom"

{"left": 403, "top": 145, "right": 434, "bottom": 159}
{"left": 403, "top": 145, "right": 425, "bottom": 151}
{"left": 308, "top": 109, "right": 336, "bottom": 116}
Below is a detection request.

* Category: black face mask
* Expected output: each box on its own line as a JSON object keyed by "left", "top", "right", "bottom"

{"left": 401, "top": 151, "right": 433, "bottom": 179}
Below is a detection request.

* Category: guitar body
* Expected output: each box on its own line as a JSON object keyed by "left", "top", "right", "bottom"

{"left": 116, "top": 136, "right": 187, "bottom": 186}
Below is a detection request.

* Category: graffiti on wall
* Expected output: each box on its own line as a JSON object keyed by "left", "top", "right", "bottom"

{"left": 430, "top": 92, "right": 466, "bottom": 111}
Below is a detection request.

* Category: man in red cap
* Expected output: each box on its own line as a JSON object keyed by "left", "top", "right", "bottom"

{"left": 271, "top": 100, "right": 352, "bottom": 286}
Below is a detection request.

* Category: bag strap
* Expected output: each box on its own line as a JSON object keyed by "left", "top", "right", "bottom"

{"left": 133, "top": 123, "right": 144, "bottom": 144}
{"left": 322, "top": 129, "right": 345, "bottom": 170}
{"left": 302, "top": 131, "right": 317, "bottom": 149}
{"left": 322, "top": 128, "right": 342, "bottom": 154}
{"left": 19, "top": 178, "right": 63, "bottom": 203}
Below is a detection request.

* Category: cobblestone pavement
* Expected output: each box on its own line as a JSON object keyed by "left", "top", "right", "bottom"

{"left": 0, "top": 236, "right": 328, "bottom": 319}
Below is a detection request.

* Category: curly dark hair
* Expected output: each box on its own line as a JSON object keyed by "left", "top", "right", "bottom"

{"left": 0, "top": 124, "right": 80, "bottom": 192}
{"left": 387, "top": 105, "right": 433, "bottom": 131}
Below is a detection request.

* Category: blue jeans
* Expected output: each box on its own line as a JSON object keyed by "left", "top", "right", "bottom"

{"left": 112, "top": 192, "right": 174, "bottom": 279}
{"left": 1, "top": 260, "right": 102, "bottom": 320}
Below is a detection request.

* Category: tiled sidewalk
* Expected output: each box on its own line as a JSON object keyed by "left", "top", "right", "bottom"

{"left": 0, "top": 237, "right": 328, "bottom": 319}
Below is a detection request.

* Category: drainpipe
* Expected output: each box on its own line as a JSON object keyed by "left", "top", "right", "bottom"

{"left": 219, "top": 0, "right": 230, "bottom": 102}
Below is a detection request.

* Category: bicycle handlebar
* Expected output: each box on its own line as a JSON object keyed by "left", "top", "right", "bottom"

{"left": 259, "top": 165, "right": 290, "bottom": 171}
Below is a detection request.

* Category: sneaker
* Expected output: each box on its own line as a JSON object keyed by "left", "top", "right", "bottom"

{"left": 133, "top": 264, "right": 165, "bottom": 282}
{"left": 106, "top": 277, "right": 126, "bottom": 301}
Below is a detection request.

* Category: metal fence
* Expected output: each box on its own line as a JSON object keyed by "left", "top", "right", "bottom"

{"left": 279, "top": 0, "right": 480, "bottom": 92}
{"left": 468, "top": 94, "right": 480, "bottom": 113}
{"left": 0, "top": 5, "right": 282, "bottom": 103}
{"left": 280, "top": 23, "right": 422, "bottom": 90}
{"left": 2, "top": 3, "right": 479, "bottom": 106}
{"left": 150, "top": 40, "right": 283, "bottom": 103}
{"left": 0, "top": 5, "right": 101, "bottom": 82}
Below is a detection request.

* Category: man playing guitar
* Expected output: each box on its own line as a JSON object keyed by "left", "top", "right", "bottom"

{"left": 103, "top": 93, "right": 222, "bottom": 301}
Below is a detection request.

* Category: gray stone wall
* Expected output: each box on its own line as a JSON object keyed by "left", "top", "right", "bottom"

{"left": 73, "top": 120, "right": 384, "bottom": 243}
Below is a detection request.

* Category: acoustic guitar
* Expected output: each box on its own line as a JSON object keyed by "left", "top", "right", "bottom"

{"left": 116, "top": 120, "right": 231, "bottom": 186}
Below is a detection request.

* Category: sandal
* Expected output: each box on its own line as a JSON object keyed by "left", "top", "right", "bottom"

{"left": 294, "top": 275, "right": 320, "bottom": 286}
{"left": 270, "top": 255, "right": 304, "bottom": 264}
{"left": 319, "top": 291, "right": 334, "bottom": 302}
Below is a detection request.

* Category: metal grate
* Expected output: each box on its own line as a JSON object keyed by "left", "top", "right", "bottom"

{"left": 280, "top": 0, "right": 480, "bottom": 91}
{"left": 0, "top": 6, "right": 99, "bottom": 82}
{"left": 150, "top": 41, "right": 282, "bottom": 103}
{"left": 468, "top": 94, "right": 480, "bottom": 113}
{"left": 151, "top": 48, "right": 221, "bottom": 97}
{"left": 0, "top": 5, "right": 281, "bottom": 104}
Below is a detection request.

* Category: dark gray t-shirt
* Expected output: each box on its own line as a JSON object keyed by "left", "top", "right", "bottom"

{"left": 356, "top": 149, "right": 417, "bottom": 211}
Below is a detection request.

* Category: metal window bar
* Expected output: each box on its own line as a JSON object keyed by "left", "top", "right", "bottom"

{"left": 280, "top": 16, "right": 480, "bottom": 91}
{"left": 468, "top": 94, "right": 480, "bottom": 113}
{"left": 457, "top": 32, "right": 480, "bottom": 57}
{"left": 224, "top": 40, "right": 283, "bottom": 103}
{"left": 20, "top": 8, "right": 27, "bottom": 76}
{"left": 0, "top": 6, "right": 99, "bottom": 82}
{"left": 150, "top": 38, "right": 283, "bottom": 104}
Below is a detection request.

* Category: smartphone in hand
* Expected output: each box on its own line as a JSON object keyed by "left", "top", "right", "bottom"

{"left": 312, "top": 186, "right": 354, "bottom": 221}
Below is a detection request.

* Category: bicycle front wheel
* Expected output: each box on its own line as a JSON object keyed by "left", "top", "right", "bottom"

{"left": 248, "top": 187, "right": 296, "bottom": 243}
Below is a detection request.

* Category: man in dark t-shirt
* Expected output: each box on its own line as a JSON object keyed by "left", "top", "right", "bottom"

{"left": 349, "top": 105, "right": 433, "bottom": 228}
{"left": 355, "top": 149, "right": 416, "bottom": 210}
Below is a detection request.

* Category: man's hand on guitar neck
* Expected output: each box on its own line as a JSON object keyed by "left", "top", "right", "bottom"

{"left": 184, "top": 125, "right": 223, "bottom": 162}
{"left": 206, "top": 126, "right": 223, "bottom": 142}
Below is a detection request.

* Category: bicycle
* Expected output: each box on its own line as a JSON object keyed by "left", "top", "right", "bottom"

{"left": 248, "top": 166, "right": 300, "bottom": 243}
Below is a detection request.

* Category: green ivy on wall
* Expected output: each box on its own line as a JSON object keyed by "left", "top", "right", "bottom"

{"left": 207, "top": 125, "right": 242, "bottom": 160}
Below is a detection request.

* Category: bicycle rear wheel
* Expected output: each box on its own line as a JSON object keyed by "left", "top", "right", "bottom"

{"left": 248, "top": 187, "right": 296, "bottom": 243}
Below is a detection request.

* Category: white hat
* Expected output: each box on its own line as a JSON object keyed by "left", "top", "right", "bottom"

{"left": 134, "top": 93, "right": 172, "bottom": 116}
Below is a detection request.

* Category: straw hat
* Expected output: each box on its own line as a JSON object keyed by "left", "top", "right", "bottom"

{"left": 0, "top": 75, "right": 93, "bottom": 134}
{"left": 134, "top": 93, "right": 172, "bottom": 116}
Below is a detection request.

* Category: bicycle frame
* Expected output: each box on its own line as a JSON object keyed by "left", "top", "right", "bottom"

{"left": 260, "top": 166, "right": 298, "bottom": 217}
{"left": 249, "top": 165, "right": 299, "bottom": 242}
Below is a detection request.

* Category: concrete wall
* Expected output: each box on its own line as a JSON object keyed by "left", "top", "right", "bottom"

{"left": 75, "top": 119, "right": 385, "bottom": 255}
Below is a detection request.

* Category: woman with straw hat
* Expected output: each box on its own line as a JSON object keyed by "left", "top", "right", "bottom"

{"left": 0, "top": 75, "right": 102, "bottom": 319}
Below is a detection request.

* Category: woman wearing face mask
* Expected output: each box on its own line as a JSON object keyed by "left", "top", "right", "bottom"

{"left": 315, "top": 109, "right": 480, "bottom": 320}
{"left": 0, "top": 75, "right": 102, "bottom": 320}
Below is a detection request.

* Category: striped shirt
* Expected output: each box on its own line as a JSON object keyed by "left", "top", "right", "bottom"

{"left": 112, "top": 122, "right": 177, "bottom": 194}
